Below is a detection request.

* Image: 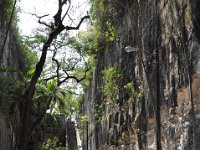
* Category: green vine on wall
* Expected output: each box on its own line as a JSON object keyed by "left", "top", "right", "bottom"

{"left": 89, "top": 0, "right": 125, "bottom": 44}
{"left": 94, "top": 103, "right": 105, "bottom": 121}
{"left": 102, "top": 67, "right": 122, "bottom": 105}
{"left": 93, "top": 67, "right": 143, "bottom": 121}
{"left": 102, "top": 67, "right": 143, "bottom": 107}
{"left": 123, "top": 82, "right": 143, "bottom": 104}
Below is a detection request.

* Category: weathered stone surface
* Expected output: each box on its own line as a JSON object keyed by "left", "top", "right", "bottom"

{"left": 81, "top": 0, "right": 200, "bottom": 150}
{"left": 66, "top": 121, "right": 78, "bottom": 150}
{"left": 0, "top": 12, "right": 21, "bottom": 150}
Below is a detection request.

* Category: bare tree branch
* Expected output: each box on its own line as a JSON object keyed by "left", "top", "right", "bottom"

{"left": 62, "top": 0, "right": 71, "bottom": 21}
{"left": 54, "top": 0, "right": 63, "bottom": 28}
{"left": 65, "top": 15, "right": 90, "bottom": 30}
{"left": 58, "top": 63, "right": 90, "bottom": 86}
{"left": 43, "top": 75, "right": 57, "bottom": 82}
{"left": 63, "top": 58, "right": 81, "bottom": 71}
{"left": 32, "top": 13, "right": 52, "bottom": 28}
{"left": 67, "top": 13, "right": 77, "bottom": 26}
{"left": 52, "top": 47, "right": 61, "bottom": 85}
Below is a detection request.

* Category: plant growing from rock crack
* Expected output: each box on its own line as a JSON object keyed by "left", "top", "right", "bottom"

{"left": 94, "top": 103, "right": 105, "bottom": 121}
{"left": 102, "top": 67, "right": 122, "bottom": 106}
{"left": 123, "top": 82, "right": 143, "bottom": 103}
{"left": 97, "top": 68, "right": 144, "bottom": 118}
{"left": 41, "top": 137, "right": 66, "bottom": 150}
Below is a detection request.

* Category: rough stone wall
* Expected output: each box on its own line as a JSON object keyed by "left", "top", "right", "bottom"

{"left": 0, "top": 13, "right": 21, "bottom": 150}
{"left": 66, "top": 121, "right": 78, "bottom": 150}
{"left": 81, "top": 0, "right": 200, "bottom": 150}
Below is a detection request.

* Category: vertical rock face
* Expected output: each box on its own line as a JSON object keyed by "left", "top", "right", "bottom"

{"left": 0, "top": 13, "right": 21, "bottom": 150}
{"left": 66, "top": 121, "right": 78, "bottom": 150}
{"left": 81, "top": 0, "right": 200, "bottom": 149}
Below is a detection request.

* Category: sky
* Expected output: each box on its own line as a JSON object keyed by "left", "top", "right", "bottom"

{"left": 18, "top": 0, "right": 90, "bottom": 35}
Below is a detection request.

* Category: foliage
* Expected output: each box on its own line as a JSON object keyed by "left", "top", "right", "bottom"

{"left": 25, "top": 29, "right": 95, "bottom": 118}
{"left": 0, "top": 0, "right": 37, "bottom": 74}
{"left": 94, "top": 103, "right": 105, "bottom": 121}
{"left": 0, "top": 68, "right": 31, "bottom": 116}
{"left": 21, "top": 28, "right": 94, "bottom": 118}
{"left": 93, "top": 68, "right": 144, "bottom": 120}
{"left": 80, "top": 115, "right": 88, "bottom": 123}
{"left": 0, "top": 0, "right": 15, "bottom": 19}
{"left": 17, "top": 35, "right": 38, "bottom": 74}
{"left": 41, "top": 114, "right": 64, "bottom": 129}
{"left": 53, "top": 88, "right": 83, "bottom": 118}
{"left": 0, "top": 0, "right": 37, "bottom": 119}
{"left": 23, "top": 27, "right": 48, "bottom": 50}
{"left": 54, "top": 30, "right": 96, "bottom": 91}
{"left": 0, "top": 66, "right": 19, "bottom": 73}
{"left": 33, "top": 79, "right": 57, "bottom": 114}
{"left": 123, "top": 82, "right": 143, "bottom": 103}
{"left": 80, "top": 61, "right": 94, "bottom": 90}
{"left": 31, "top": 75, "right": 82, "bottom": 119}
{"left": 75, "top": 0, "right": 126, "bottom": 122}
{"left": 102, "top": 67, "right": 122, "bottom": 105}
{"left": 70, "top": 30, "right": 99, "bottom": 56}
{"left": 0, "top": 77, "right": 16, "bottom": 115}
{"left": 89, "top": 0, "right": 125, "bottom": 43}
{"left": 41, "top": 137, "right": 66, "bottom": 150}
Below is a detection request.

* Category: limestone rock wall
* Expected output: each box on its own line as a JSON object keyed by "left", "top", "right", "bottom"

{"left": 66, "top": 121, "right": 78, "bottom": 150}
{"left": 81, "top": 0, "right": 200, "bottom": 150}
{"left": 0, "top": 13, "right": 21, "bottom": 150}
